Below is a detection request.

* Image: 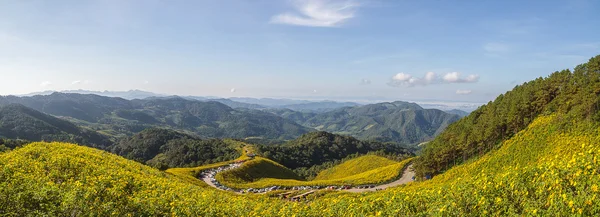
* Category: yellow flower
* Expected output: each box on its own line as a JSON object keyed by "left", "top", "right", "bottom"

{"left": 592, "top": 184, "right": 598, "bottom": 192}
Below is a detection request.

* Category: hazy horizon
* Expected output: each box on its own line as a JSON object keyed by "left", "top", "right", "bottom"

{"left": 9, "top": 88, "right": 484, "bottom": 111}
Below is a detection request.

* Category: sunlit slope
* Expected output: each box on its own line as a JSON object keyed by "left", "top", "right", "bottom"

{"left": 0, "top": 142, "right": 274, "bottom": 216}
{"left": 2, "top": 114, "right": 600, "bottom": 217}
{"left": 216, "top": 156, "right": 412, "bottom": 189}
{"left": 216, "top": 157, "right": 302, "bottom": 184}
{"left": 314, "top": 155, "right": 397, "bottom": 180}
{"left": 306, "top": 114, "right": 600, "bottom": 216}
{"left": 416, "top": 55, "right": 600, "bottom": 176}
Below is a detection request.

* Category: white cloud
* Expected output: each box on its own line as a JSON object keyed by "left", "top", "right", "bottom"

{"left": 424, "top": 72, "right": 436, "bottom": 82}
{"left": 389, "top": 72, "right": 479, "bottom": 87}
{"left": 143, "top": 80, "right": 149, "bottom": 84}
{"left": 313, "top": 89, "right": 318, "bottom": 93}
{"left": 465, "top": 74, "right": 479, "bottom": 82}
{"left": 71, "top": 80, "right": 81, "bottom": 85}
{"left": 442, "top": 72, "right": 460, "bottom": 82}
{"left": 443, "top": 72, "right": 479, "bottom": 83}
{"left": 230, "top": 88, "right": 236, "bottom": 93}
{"left": 392, "top": 73, "right": 412, "bottom": 82}
{"left": 270, "top": 0, "right": 359, "bottom": 27}
{"left": 360, "top": 78, "right": 371, "bottom": 85}
{"left": 40, "top": 81, "right": 52, "bottom": 87}
{"left": 456, "top": 89, "right": 472, "bottom": 95}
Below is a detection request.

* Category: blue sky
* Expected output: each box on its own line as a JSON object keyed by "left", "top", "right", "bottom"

{"left": 1, "top": 0, "right": 599, "bottom": 103}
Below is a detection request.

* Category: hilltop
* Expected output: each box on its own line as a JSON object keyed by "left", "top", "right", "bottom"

{"left": 257, "top": 131, "right": 412, "bottom": 178}
{"left": 0, "top": 104, "right": 111, "bottom": 149}
{"left": 415, "top": 55, "right": 600, "bottom": 177}
{"left": 314, "top": 155, "right": 398, "bottom": 180}
{"left": 0, "top": 94, "right": 311, "bottom": 142}
{"left": 267, "top": 101, "right": 460, "bottom": 145}
{"left": 214, "top": 155, "right": 412, "bottom": 189}
{"left": 110, "top": 128, "right": 240, "bottom": 169}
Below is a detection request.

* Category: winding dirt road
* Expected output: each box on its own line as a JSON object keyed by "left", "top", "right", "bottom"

{"left": 344, "top": 164, "right": 414, "bottom": 193}
{"left": 201, "top": 163, "right": 415, "bottom": 194}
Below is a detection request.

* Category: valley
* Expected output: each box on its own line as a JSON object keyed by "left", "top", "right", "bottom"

{"left": 1, "top": 1, "right": 599, "bottom": 214}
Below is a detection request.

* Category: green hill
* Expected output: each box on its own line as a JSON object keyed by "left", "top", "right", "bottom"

{"left": 216, "top": 157, "right": 302, "bottom": 184}
{"left": 2, "top": 114, "right": 599, "bottom": 216}
{"left": 215, "top": 156, "right": 412, "bottom": 189}
{"left": 0, "top": 104, "right": 112, "bottom": 149}
{"left": 314, "top": 155, "right": 398, "bottom": 180}
{"left": 414, "top": 55, "right": 600, "bottom": 177}
{"left": 0, "top": 94, "right": 312, "bottom": 142}
{"left": 258, "top": 131, "right": 412, "bottom": 173}
{"left": 110, "top": 128, "right": 240, "bottom": 168}
{"left": 2, "top": 56, "right": 600, "bottom": 216}
{"left": 269, "top": 101, "right": 461, "bottom": 145}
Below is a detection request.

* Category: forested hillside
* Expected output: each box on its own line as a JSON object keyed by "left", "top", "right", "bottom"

{"left": 258, "top": 131, "right": 412, "bottom": 178}
{"left": 110, "top": 128, "right": 240, "bottom": 169}
{"left": 268, "top": 101, "right": 460, "bottom": 144}
{"left": 415, "top": 55, "right": 600, "bottom": 177}
{"left": 0, "top": 104, "right": 112, "bottom": 149}
{"left": 0, "top": 94, "right": 311, "bottom": 142}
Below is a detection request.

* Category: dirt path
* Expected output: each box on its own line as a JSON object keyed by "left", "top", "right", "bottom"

{"left": 201, "top": 176, "right": 218, "bottom": 189}
{"left": 343, "top": 164, "right": 414, "bottom": 193}
{"left": 200, "top": 163, "right": 415, "bottom": 194}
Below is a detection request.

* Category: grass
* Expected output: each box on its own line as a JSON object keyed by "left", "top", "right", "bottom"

{"left": 2, "top": 115, "right": 600, "bottom": 216}
{"left": 165, "top": 139, "right": 253, "bottom": 187}
{"left": 215, "top": 157, "right": 302, "bottom": 185}
{"left": 314, "top": 155, "right": 398, "bottom": 180}
{"left": 215, "top": 156, "right": 412, "bottom": 189}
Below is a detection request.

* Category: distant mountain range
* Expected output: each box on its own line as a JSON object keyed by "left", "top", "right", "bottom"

{"left": 19, "top": 89, "right": 165, "bottom": 100}
{"left": 18, "top": 90, "right": 366, "bottom": 112}
{"left": 266, "top": 101, "right": 461, "bottom": 144}
{"left": 444, "top": 109, "right": 470, "bottom": 117}
{"left": 0, "top": 104, "right": 112, "bottom": 148}
{"left": 3, "top": 91, "right": 467, "bottom": 145}
{"left": 0, "top": 93, "right": 310, "bottom": 142}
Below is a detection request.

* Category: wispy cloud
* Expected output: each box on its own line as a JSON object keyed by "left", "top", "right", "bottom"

{"left": 442, "top": 72, "right": 479, "bottom": 83}
{"left": 561, "top": 42, "right": 600, "bottom": 51}
{"left": 483, "top": 42, "right": 510, "bottom": 53}
{"left": 230, "top": 88, "right": 236, "bottom": 93}
{"left": 482, "top": 17, "right": 544, "bottom": 37}
{"left": 456, "top": 89, "right": 472, "bottom": 95}
{"left": 360, "top": 78, "right": 371, "bottom": 85}
{"left": 389, "top": 72, "right": 479, "bottom": 87}
{"left": 72, "top": 80, "right": 90, "bottom": 85}
{"left": 270, "top": 0, "right": 360, "bottom": 27}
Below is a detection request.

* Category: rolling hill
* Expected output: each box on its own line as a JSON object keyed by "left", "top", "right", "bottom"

{"left": 414, "top": 55, "right": 600, "bottom": 177}
{"left": 277, "top": 101, "right": 360, "bottom": 112}
{"left": 109, "top": 128, "right": 241, "bottom": 169}
{"left": 2, "top": 57, "right": 599, "bottom": 216}
{"left": 0, "top": 104, "right": 112, "bottom": 149}
{"left": 268, "top": 101, "right": 461, "bottom": 145}
{"left": 214, "top": 156, "right": 412, "bottom": 189}
{"left": 0, "top": 93, "right": 312, "bottom": 142}
{"left": 314, "top": 155, "right": 398, "bottom": 180}
{"left": 258, "top": 131, "right": 412, "bottom": 171}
